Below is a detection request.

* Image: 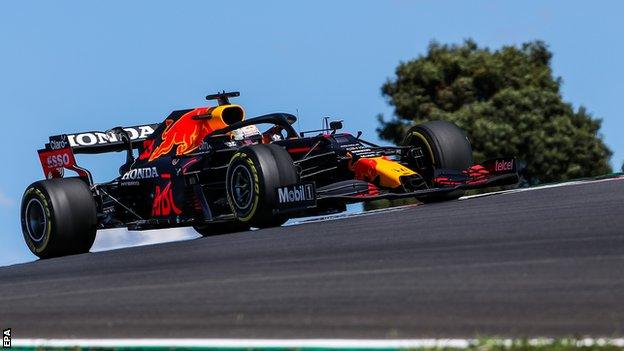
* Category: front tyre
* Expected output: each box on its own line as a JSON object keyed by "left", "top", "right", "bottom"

{"left": 226, "top": 144, "right": 298, "bottom": 228}
{"left": 403, "top": 120, "right": 473, "bottom": 202}
{"left": 21, "top": 178, "right": 97, "bottom": 259}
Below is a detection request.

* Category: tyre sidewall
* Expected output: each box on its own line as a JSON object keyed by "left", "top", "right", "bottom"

{"left": 404, "top": 120, "right": 473, "bottom": 202}
{"left": 226, "top": 145, "right": 297, "bottom": 227}
{"left": 21, "top": 178, "right": 97, "bottom": 258}
{"left": 226, "top": 150, "right": 264, "bottom": 223}
{"left": 21, "top": 185, "right": 55, "bottom": 256}
{"left": 408, "top": 121, "right": 473, "bottom": 171}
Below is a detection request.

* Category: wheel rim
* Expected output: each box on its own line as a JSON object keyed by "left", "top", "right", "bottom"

{"left": 25, "top": 198, "right": 47, "bottom": 242}
{"left": 407, "top": 131, "right": 436, "bottom": 183}
{"left": 230, "top": 164, "right": 253, "bottom": 210}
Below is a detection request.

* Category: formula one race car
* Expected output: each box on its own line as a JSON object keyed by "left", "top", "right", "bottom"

{"left": 21, "top": 91, "right": 519, "bottom": 258}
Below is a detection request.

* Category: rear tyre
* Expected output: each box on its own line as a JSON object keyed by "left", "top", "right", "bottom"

{"left": 193, "top": 221, "right": 251, "bottom": 237}
{"left": 21, "top": 178, "right": 97, "bottom": 259}
{"left": 226, "top": 144, "right": 298, "bottom": 228}
{"left": 403, "top": 120, "right": 473, "bottom": 202}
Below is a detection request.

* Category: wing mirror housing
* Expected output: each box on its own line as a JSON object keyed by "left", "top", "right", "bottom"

{"left": 329, "top": 120, "right": 343, "bottom": 134}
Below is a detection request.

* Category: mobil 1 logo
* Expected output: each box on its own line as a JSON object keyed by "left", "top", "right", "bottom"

{"left": 276, "top": 182, "right": 316, "bottom": 210}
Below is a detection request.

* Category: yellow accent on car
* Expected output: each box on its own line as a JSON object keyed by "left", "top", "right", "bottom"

{"left": 372, "top": 156, "right": 417, "bottom": 188}
{"left": 24, "top": 187, "right": 52, "bottom": 254}
{"left": 239, "top": 157, "right": 260, "bottom": 222}
{"left": 207, "top": 104, "right": 246, "bottom": 130}
{"left": 226, "top": 152, "right": 260, "bottom": 223}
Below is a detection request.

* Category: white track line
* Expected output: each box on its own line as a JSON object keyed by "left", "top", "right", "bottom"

{"left": 11, "top": 338, "right": 624, "bottom": 348}
{"left": 460, "top": 175, "right": 624, "bottom": 200}
{"left": 289, "top": 176, "right": 624, "bottom": 225}
{"left": 288, "top": 203, "right": 417, "bottom": 226}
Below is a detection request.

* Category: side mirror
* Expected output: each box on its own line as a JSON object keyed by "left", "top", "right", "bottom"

{"left": 329, "top": 120, "right": 343, "bottom": 131}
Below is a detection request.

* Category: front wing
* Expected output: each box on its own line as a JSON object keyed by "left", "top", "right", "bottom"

{"left": 318, "top": 172, "right": 518, "bottom": 202}
{"left": 275, "top": 158, "right": 519, "bottom": 211}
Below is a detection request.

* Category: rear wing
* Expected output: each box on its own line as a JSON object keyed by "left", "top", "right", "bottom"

{"left": 37, "top": 123, "right": 160, "bottom": 182}
{"left": 46, "top": 123, "right": 160, "bottom": 154}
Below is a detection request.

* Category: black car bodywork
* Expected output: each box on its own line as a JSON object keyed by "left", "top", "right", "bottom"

{"left": 25, "top": 91, "right": 518, "bottom": 258}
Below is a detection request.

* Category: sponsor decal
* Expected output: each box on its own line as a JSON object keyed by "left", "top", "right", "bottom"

{"left": 198, "top": 141, "right": 212, "bottom": 152}
{"left": 335, "top": 135, "right": 382, "bottom": 158}
{"left": 495, "top": 159, "right": 514, "bottom": 172}
{"left": 149, "top": 108, "right": 214, "bottom": 161}
{"left": 121, "top": 167, "right": 159, "bottom": 180}
{"left": 231, "top": 125, "right": 260, "bottom": 141}
{"left": 340, "top": 143, "right": 379, "bottom": 158}
{"left": 38, "top": 148, "right": 78, "bottom": 179}
{"left": 3, "top": 328, "right": 10, "bottom": 349}
{"left": 58, "top": 125, "right": 156, "bottom": 148}
{"left": 276, "top": 183, "right": 316, "bottom": 209}
{"left": 49, "top": 135, "right": 69, "bottom": 150}
{"left": 139, "top": 139, "right": 156, "bottom": 161}
{"left": 152, "top": 181, "right": 182, "bottom": 217}
{"left": 46, "top": 153, "right": 71, "bottom": 169}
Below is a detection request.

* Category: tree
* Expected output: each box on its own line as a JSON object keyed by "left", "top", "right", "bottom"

{"left": 377, "top": 40, "right": 612, "bottom": 184}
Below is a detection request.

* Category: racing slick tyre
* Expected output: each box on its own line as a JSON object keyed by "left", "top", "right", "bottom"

{"left": 403, "top": 120, "right": 473, "bottom": 202}
{"left": 193, "top": 221, "right": 251, "bottom": 237}
{"left": 226, "top": 144, "right": 298, "bottom": 228}
{"left": 20, "top": 178, "right": 97, "bottom": 259}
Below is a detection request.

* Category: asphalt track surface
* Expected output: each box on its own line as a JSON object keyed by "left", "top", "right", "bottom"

{"left": 1, "top": 178, "right": 623, "bottom": 339}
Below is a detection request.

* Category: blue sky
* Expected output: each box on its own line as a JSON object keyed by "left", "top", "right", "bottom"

{"left": 1, "top": 0, "right": 623, "bottom": 266}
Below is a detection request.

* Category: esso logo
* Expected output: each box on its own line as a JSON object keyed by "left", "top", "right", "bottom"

{"left": 47, "top": 154, "right": 70, "bottom": 168}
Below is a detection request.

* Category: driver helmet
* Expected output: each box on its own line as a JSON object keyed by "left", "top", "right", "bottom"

{"left": 229, "top": 124, "right": 261, "bottom": 141}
